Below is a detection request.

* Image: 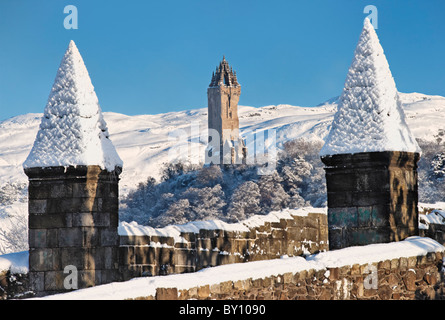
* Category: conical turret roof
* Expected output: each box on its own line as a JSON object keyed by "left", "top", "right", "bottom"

{"left": 320, "top": 19, "right": 420, "bottom": 156}
{"left": 24, "top": 40, "right": 123, "bottom": 171}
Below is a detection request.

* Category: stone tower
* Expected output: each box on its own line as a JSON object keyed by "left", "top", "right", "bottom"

{"left": 23, "top": 41, "right": 123, "bottom": 296}
{"left": 206, "top": 56, "right": 247, "bottom": 165}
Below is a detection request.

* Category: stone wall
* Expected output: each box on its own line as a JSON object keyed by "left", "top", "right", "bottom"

{"left": 420, "top": 224, "right": 445, "bottom": 246}
{"left": 419, "top": 207, "right": 445, "bottom": 246}
{"left": 119, "top": 212, "right": 328, "bottom": 280}
{"left": 25, "top": 165, "right": 121, "bottom": 296}
{"left": 138, "top": 251, "right": 445, "bottom": 300}
{"left": 321, "top": 151, "right": 420, "bottom": 250}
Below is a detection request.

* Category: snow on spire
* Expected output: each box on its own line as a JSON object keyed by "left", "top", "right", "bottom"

{"left": 23, "top": 40, "right": 123, "bottom": 171}
{"left": 320, "top": 18, "right": 420, "bottom": 156}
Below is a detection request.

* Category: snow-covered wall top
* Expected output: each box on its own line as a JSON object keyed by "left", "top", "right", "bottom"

{"left": 23, "top": 41, "right": 123, "bottom": 172}
{"left": 320, "top": 19, "right": 420, "bottom": 157}
{"left": 118, "top": 207, "right": 326, "bottom": 243}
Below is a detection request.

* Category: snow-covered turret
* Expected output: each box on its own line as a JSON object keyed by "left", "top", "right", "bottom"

{"left": 320, "top": 18, "right": 420, "bottom": 156}
{"left": 23, "top": 40, "right": 122, "bottom": 171}
{"left": 23, "top": 41, "right": 121, "bottom": 296}
{"left": 320, "top": 19, "right": 420, "bottom": 250}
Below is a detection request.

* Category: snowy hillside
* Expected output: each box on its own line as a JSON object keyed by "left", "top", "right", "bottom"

{"left": 1, "top": 92, "right": 443, "bottom": 195}
{"left": 0, "top": 92, "right": 444, "bottom": 253}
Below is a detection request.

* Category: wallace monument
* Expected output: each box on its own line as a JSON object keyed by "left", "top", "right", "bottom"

{"left": 206, "top": 57, "right": 247, "bottom": 165}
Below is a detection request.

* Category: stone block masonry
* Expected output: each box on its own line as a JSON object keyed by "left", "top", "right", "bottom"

{"left": 321, "top": 151, "right": 420, "bottom": 250}
{"left": 172, "top": 252, "right": 445, "bottom": 300}
{"left": 118, "top": 210, "right": 328, "bottom": 279}
{"left": 4, "top": 236, "right": 442, "bottom": 300}
{"left": 206, "top": 57, "right": 246, "bottom": 165}
{"left": 131, "top": 247, "right": 445, "bottom": 300}
{"left": 25, "top": 165, "right": 121, "bottom": 296}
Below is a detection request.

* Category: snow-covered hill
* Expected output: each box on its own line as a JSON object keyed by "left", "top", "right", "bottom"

{"left": 2, "top": 92, "right": 444, "bottom": 195}
{"left": 0, "top": 92, "right": 444, "bottom": 253}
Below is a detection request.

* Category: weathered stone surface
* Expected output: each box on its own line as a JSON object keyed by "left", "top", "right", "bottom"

{"left": 206, "top": 58, "right": 245, "bottom": 165}
{"left": 29, "top": 248, "right": 60, "bottom": 272}
{"left": 25, "top": 165, "right": 121, "bottom": 296}
{"left": 44, "top": 271, "right": 65, "bottom": 291}
{"left": 100, "top": 228, "right": 119, "bottom": 247}
{"left": 322, "top": 151, "right": 420, "bottom": 249}
{"left": 120, "top": 210, "right": 328, "bottom": 281}
{"left": 197, "top": 285, "right": 210, "bottom": 299}
{"left": 403, "top": 270, "right": 417, "bottom": 291}
{"left": 174, "top": 249, "right": 196, "bottom": 266}
{"left": 145, "top": 251, "right": 445, "bottom": 301}
{"left": 28, "top": 199, "right": 47, "bottom": 215}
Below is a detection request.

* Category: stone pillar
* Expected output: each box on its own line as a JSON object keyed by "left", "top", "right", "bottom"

{"left": 321, "top": 151, "right": 420, "bottom": 250}
{"left": 25, "top": 165, "right": 121, "bottom": 296}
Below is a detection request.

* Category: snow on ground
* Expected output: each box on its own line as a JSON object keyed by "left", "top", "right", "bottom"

{"left": 305, "top": 236, "right": 443, "bottom": 268}
{"left": 26, "top": 236, "right": 443, "bottom": 300}
{"left": 419, "top": 202, "right": 445, "bottom": 212}
{"left": 418, "top": 202, "right": 445, "bottom": 230}
{"left": 419, "top": 210, "right": 445, "bottom": 230}
{"left": 239, "top": 207, "right": 325, "bottom": 229}
{"left": 0, "top": 206, "right": 443, "bottom": 299}
{"left": 118, "top": 207, "right": 326, "bottom": 243}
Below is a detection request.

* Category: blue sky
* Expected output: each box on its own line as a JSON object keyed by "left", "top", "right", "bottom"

{"left": 0, "top": 0, "right": 444, "bottom": 121}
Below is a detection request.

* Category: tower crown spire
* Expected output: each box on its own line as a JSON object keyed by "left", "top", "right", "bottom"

{"left": 209, "top": 56, "right": 239, "bottom": 87}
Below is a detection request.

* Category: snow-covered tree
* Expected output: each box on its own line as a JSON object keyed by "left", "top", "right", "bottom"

{"left": 0, "top": 214, "right": 28, "bottom": 254}
{"left": 416, "top": 138, "right": 445, "bottom": 203}
{"left": 119, "top": 177, "right": 158, "bottom": 225}
{"left": 282, "top": 138, "right": 323, "bottom": 162}
{"left": 281, "top": 156, "right": 312, "bottom": 187}
{"left": 431, "top": 153, "right": 445, "bottom": 180}
{"left": 161, "top": 162, "right": 199, "bottom": 182}
{"left": 196, "top": 165, "right": 223, "bottom": 187}
{"left": 227, "top": 181, "right": 261, "bottom": 222}
{"left": 278, "top": 138, "right": 326, "bottom": 207}
{"left": 257, "top": 170, "right": 289, "bottom": 213}
{"left": 280, "top": 156, "right": 311, "bottom": 208}
{"left": 120, "top": 139, "right": 329, "bottom": 228}
{"left": 181, "top": 184, "right": 226, "bottom": 221}
{"left": 0, "top": 182, "right": 28, "bottom": 206}
{"left": 149, "top": 199, "right": 190, "bottom": 228}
